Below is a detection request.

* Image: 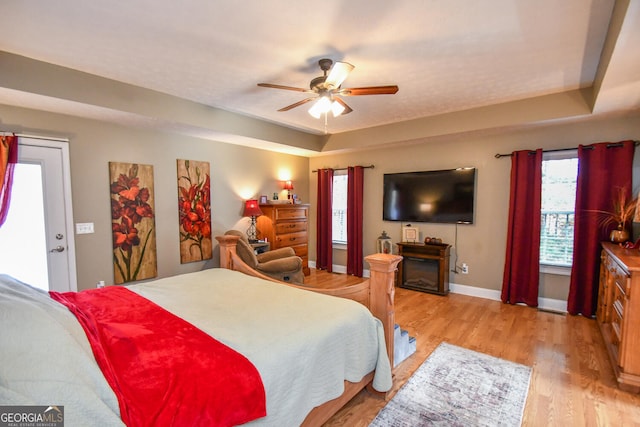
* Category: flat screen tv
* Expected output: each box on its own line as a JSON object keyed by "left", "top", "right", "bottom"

{"left": 383, "top": 168, "right": 476, "bottom": 224}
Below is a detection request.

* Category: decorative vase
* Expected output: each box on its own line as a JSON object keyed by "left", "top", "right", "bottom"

{"left": 610, "top": 225, "right": 630, "bottom": 243}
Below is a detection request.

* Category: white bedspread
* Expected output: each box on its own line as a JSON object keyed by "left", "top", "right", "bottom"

{"left": 0, "top": 269, "right": 392, "bottom": 427}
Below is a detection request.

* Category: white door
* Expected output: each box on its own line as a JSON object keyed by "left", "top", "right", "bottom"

{"left": 0, "top": 137, "right": 77, "bottom": 292}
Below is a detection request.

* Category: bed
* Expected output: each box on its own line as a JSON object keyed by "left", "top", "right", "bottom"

{"left": 0, "top": 236, "right": 401, "bottom": 426}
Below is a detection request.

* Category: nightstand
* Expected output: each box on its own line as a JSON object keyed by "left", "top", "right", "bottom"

{"left": 250, "top": 241, "right": 270, "bottom": 254}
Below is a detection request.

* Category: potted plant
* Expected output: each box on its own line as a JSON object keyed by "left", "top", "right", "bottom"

{"left": 597, "top": 187, "right": 637, "bottom": 243}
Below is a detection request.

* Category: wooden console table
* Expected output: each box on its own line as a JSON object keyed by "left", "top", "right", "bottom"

{"left": 396, "top": 242, "right": 451, "bottom": 295}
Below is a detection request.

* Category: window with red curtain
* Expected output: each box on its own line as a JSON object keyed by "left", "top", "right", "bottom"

{"left": 0, "top": 135, "right": 18, "bottom": 227}
{"left": 316, "top": 168, "right": 333, "bottom": 272}
{"left": 501, "top": 149, "right": 542, "bottom": 307}
{"left": 346, "top": 166, "right": 364, "bottom": 277}
{"left": 568, "top": 140, "right": 634, "bottom": 316}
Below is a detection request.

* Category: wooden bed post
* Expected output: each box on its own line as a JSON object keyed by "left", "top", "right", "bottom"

{"left": 365, "top": 253, "right": 402, "bottom": 370}
{"left": 215, "top": 234, "right": 240, "bottom": 269}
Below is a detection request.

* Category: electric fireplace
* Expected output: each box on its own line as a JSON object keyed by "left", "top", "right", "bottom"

{"left": 397, "top": 242, "right": 451, "bottom": 295}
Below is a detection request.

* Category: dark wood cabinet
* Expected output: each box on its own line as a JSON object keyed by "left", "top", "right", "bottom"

{"left": 396, "top": 242, "right": 451, "bottom": 295}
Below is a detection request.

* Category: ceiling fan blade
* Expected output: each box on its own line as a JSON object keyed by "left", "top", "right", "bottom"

{"left": 277, "top": 97, "right": 316, "bottom": 112}
{"left": 338, "top": 85, "right": 399, "bottom": 96}
{"left": 334, "top": 97, "right": 353, "bottom": 115}
{"left": 325, "top": 61, "right": 354, "bottom": 89}
{"left": 257, "top": 83, "right": 314, "bottom": 93}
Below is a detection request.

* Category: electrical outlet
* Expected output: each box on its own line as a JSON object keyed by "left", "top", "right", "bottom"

{"left": 461, "top": 263, "right": 469, "bottom": 274}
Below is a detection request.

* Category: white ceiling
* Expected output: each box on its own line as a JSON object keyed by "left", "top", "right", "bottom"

{"left": 0, "top": 0, "right": 639, "bottom": 155}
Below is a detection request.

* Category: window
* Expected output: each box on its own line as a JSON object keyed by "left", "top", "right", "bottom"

{"left": 540, "top": 152, "right": 578, "bottom": 269}
{"left": 332, "top": 173, "right": 348, "bottom": 245}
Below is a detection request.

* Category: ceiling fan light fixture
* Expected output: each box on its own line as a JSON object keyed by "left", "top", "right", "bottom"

{"left": 260, "top": 58, "right": 397, "bottom": 117}
{"left": 325, "top": 61, "right": 354, "bottom": 89}
{"left": 330, "top": 100, "right": 345, "bottom": 117}
{"left": 308, "top": 96, "right": 346, "bottom": 118}
{"left": 308, "top": 96, "right": 332, "bottom": 118}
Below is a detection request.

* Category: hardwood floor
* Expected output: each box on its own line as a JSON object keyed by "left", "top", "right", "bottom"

{"left": 303, "top": 269, "right": 640, "bottom": 426}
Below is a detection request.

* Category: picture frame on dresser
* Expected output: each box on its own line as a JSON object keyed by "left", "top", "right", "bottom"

{"left": 259, "top": 195, "right": 268, "bottom": 204}
{"left": 402, "top": 227, "right": 418, "bottom": 243}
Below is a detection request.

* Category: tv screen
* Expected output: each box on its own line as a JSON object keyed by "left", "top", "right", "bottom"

{"left": 383, "top": 168, "right": 476, "bottom": 224}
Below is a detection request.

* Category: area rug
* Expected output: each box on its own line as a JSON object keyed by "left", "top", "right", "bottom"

{"left": 370, "top": 342, "right": 531, "bottom": 427}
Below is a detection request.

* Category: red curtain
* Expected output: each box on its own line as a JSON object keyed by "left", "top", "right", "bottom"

{"left": 316, "top": 168, "right": 333, "bottom": 272}
{"left": 501, "top": 149, "right": 542, "bottom": 307}
{"left": 347, "top": 166, "right": 364, "bottom": 277}
{"left": 0, "top": 135, "right": 18, "bottom": 227}
{"left": 568, "top": 140, "right": 634, "bottom": 316}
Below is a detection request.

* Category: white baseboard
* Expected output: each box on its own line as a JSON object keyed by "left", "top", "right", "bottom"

{"left": 449, "top": 282, "right": 501, "bottom": 301}
{"left": 308, "top": 261, "right": 371, "bottom": 278}
{"left": 309, "top": 261, "right": 567, "bottom": 313}
{"left": 536, "top": 297, "right": 568, "bottom": 314}
{"left": 450, "top": 282, "right": 567, "bottom": 314}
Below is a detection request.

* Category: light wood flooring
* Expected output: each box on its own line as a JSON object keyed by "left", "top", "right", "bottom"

{"left": 302, "top": 269, "right": 640, "bottom": 426}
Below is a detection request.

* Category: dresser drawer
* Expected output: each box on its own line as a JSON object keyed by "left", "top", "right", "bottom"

{"left": 291, "top": 245, "right": 309, "bottom": 268}
{"left": 290, "top": 244, "right": 308, "bottom": 258}
{"left": 274, "top": 231, "right": 307, "bottom": 248}
{"left": 613, "top": 281, "right": 627, "bottom": 317}
{"left": 275, "top": 221, "right": 307, "bottom": 234}
{"left": 612, "top": 300, "right": 627, "bottom": 366}
{"left": 275, "top": 208, "right": 308, "bottom": 221}
{"left": 612, "top": 300, "right": 624, "bottom": 342}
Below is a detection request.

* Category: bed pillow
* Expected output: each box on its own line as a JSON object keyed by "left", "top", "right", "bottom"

{"left": 0, "top": 275, "right": 124, "bottom": 426}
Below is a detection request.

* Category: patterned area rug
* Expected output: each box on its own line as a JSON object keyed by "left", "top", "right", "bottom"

{"left": 370, "top": 342, "right": 531, "bottom": 426}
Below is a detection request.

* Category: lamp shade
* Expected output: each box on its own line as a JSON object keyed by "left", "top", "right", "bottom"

{"left": 243, "top": 199, "right": 263, "bottom": 217}
{"left": 283, "top": 180, "right": 294, "bottom": 190}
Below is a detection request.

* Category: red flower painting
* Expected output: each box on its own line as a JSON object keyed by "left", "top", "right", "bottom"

{"left": 177, "top": 160, "right": 212, "bottom": 263}
{"left": 110, "top": 163, "right": 157, "bottom": 283}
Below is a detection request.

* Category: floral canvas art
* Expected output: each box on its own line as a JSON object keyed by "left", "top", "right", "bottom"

{"left": 177, "top": 159, "right": 212, "bottom": 263}
{"left": 109, "top": 162, "right": 157, "bottom": 284}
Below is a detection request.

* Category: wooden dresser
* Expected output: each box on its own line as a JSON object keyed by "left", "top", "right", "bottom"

{"left": 597, "top": 242, "right": 640, "bottom": 392}
{"left": 257, "top": 204, "right": 310, "bottom": 275}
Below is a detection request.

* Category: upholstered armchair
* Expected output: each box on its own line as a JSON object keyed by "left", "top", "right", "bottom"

{"left": 224, "top": 230, "right": 304, "bottom": 284}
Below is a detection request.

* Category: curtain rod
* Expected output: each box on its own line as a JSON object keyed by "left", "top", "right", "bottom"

{"left": 494, "top": 140, "right": 640, "bottom": 158}
{"left": 1, "top": 131, "right": 69, "bottom": 142}
{"left": 312, "top": 164, "right": 375, "bottom": 173}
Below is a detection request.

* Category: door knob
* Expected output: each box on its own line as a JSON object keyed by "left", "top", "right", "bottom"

{"left": 50, "top": 245, "right": 65, "bottom": 253}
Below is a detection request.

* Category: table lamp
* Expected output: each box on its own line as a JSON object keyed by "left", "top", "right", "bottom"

{"left": 284, "top": 180, "right": 294, "bottom": 201}
{"left": 243, "top": 199, "right": 263, "bottom": 242}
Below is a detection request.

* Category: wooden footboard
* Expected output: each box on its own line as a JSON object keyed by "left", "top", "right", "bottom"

{"left": 216, "top": 234, "right": 402, "bottom": 427}
{"left": 216, "top": 234, "right": 402, "bottom": 367}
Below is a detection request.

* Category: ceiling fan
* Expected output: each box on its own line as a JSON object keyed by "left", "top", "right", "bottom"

{"left": 257, "top": 58, "right": 399, "bottom": 118}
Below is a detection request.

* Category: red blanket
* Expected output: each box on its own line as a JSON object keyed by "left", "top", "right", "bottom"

{"left": 50, "top": 286, "right": 266, "bottom": 427}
